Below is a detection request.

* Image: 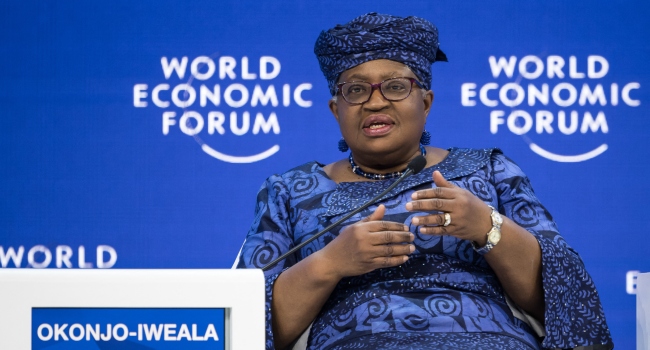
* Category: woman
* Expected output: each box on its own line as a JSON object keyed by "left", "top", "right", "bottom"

{"left": 236, "top": 13, "right": 613, "bottom": 350}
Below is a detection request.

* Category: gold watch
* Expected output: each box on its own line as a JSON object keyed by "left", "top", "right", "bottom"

{"left": 472, "top": 205, "right": 502, "bottom": 255}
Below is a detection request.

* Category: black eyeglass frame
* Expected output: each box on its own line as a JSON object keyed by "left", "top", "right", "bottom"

{"left": 335, "top": 77, "right": 425, "bottom": 105}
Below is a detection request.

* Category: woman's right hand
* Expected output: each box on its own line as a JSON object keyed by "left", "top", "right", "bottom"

{"left": 316, "top": 204, "right": 415, "bottom": 280}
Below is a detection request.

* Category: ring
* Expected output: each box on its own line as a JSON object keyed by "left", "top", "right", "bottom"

{"left": 443, "top": 213, "right": 451, "bottom": 227}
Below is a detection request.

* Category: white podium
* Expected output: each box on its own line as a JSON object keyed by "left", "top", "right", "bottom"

{"left": 0, "top": 269, "right": 265, "bottom": 349}
{"left": 638, "top": 272, "right": 650, "bottom": 349}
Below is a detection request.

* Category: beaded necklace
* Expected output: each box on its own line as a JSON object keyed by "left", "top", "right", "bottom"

{"left": 348, "top": 145, "right": 427, "bottom": 180}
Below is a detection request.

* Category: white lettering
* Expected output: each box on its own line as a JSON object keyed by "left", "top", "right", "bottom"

{"left": 528, "top": 84, "right": 549, "bottom": 106}
{"left": 133, "top": 84, "right": 148, "bottom": 107}
{"left": 37, "top": 324, "right": 53, "bottom": 341}
{"left": 28, "top": 245, "right": 51, "bottom": 268}
{"left": 69, "top": 324, "right": 84, "bottom": 341}
{"left": 489, "top": 56, "right": 517, "bottom": 78}
{"left": 171, "top": 84, "right": 196, "bottom": 108}
{"left": 558, "top": 111, "right": 579, "bottom": 135}
{"left": 546, "top": 56, "right": 565, "bottom": 78}
{"left": 241, "top": 57, "right": 257, "bottom": 80}
{"left": 230, "top": 111, "right": 250, "bottom": 136}
{"left": 569, "top": 56, "right": 585, "bottom": 78}
{"left": 177, "top": 324, "right": 191, "bottom": 340}
{"left": 579, "top": 84, "right": 607, "bottom": 106}
{"left": 283, "top": 84, "right": 291, "bottom": 106}
{"left": 622, "top": 82, "right": 641, "bottom": 106}
{"left": 161, "top": 57, "right": 188, "bottom": 79}
{"left": 113, "top": 324, "right": 128, "bottom": 341}
{"left": 208, "top": 112, "right": 226, "bottom": 135}
{"left": 191, "top": 56, "right": 216, "bottom": 80}
{"left": 143, "top": 324, "right": 163, "bottom": 341}
{"left": 152, "top": 84, "right": 170, "bottom": 108}
{"left": 56, "top": 245, "right": 72, "bottom": 268}
{"left": 204, "top": 324, "right": 219, "bottom": 341}
{"left": 97, "top": 245, "right": 117, "bottom": 268}
{"left": 536, "top": 110, "right": 554, "bottom": 134}
{"left": 162, "top": 112, "right": 177, "bottom": 135}
{"left": 461, "top": 83, "right": 477, "bottom": 106}
{"left": 518, "top": 55, "right": 544, "bottom": 79}
{"left": 587, "top": 55, "right": 609, "bottom": 79}
{"left": 86, "top": 324, "right": 100, "bottom": 341}
{"left": 192, "top": 324, "right": 205, "bottom": 341}
{"left": 611, "top": 83, "right": 619, "bottom": 106}
{"left": 581, "top": 111, "right": 608, "bottom": 133}
{"left": 219, "top": 56, "right": 237, "bottom": 79}
{"left": 252, "top": 112, "right": 280, "bottom": 134}
{"left": 294, "top": 83, "right": 313, "bottom": 107}
{"left": 54, "top": 323, "right": 69, "bottom": 341}
{"left": 200, "top": 85, "right": 220, "bottom": 107}
{"left": 499, "top": 83, "right": 525, "bottom": 107}
{"left": 480, "top": 83, "right": 498, "bottom": 107}
{"left": 251, "top": 85, "right": 278, "bottom": 107}
{"left": 164, "top": 323, "right": 177, "bottom": 341}
{"left": 490, "top": 110, "right": 505, "bottom": 134}
{"left": 179, "top": 111, "right": 205, "bottom": 136}
{"left": 0, "top": 246, "right": 24, "bottom": 268}
{"left": 224, "top": 84, "right": 249, "bottom": 108}
{"left": 100, "top": 324, "right": 112, "bottom": 341}
{"left": 507, "top": 110, "right": 533, "bottom": 135}
{"left": 552, "top": 83, "right": 578, "bottom": 107}
{"left": 78, "top": 246, "right": 93, "bottom": 268}
{"left": 627, "top": 270, "right": 640, "bottom": 294}
{"left": 260, "top": 56, "right": 281, "bottom": 79}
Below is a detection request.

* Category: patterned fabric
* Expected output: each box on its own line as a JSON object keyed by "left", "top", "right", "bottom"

{"left": 236, "top": 148, "right": 613, "bottom": 350}
{"left": 326, "top": 332, "right": 536, "bottom": 350}
{"left": 314, "top": 12, "right": 447, "bottom": 95}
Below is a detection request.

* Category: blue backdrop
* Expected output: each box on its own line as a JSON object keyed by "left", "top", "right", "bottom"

{"left": 1, "top": 1, "right": 648, "bottom": 347}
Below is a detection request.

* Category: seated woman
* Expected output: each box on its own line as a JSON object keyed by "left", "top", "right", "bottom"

{"left": 236, "top": 13, "right": 613, "bottom": 350}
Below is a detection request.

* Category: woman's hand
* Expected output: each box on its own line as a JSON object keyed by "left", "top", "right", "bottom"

{"left": 406, "top": 170, "right": 493, "bottom": 244}
{"left": 317, "top": 204, "right": 415, "bottom": 280}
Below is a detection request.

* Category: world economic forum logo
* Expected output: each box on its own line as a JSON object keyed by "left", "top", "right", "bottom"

{"left": 133, "top": 55, "right": 313, "bottom": 163}
{"left": 461, "top": 55, "right": 640, "bottom": 162}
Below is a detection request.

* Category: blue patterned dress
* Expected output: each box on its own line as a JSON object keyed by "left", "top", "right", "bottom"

{"left": 236, "top": 148, "right": 613, "bottom": 350}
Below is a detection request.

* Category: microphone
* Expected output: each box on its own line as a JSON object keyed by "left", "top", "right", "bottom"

{"left": 262, "top": 155, "right": 427, "bottom": 271}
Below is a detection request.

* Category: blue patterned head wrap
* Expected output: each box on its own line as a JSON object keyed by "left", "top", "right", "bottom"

{"left": 315, "top": 12, "right": 447, "bottom": 95}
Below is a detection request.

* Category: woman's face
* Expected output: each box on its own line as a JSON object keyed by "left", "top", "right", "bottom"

{"left": 329, "top": 59, "right": 433, "bottom": 161}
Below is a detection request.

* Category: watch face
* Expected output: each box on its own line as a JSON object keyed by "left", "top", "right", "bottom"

{"left": 488, "top": 227, "right": 501, "bottom": 245}
{"left": 491, "top": 211, "right": 503, "bottom": 226}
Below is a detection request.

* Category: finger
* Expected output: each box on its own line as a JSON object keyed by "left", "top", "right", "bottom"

{"left": 372, "top": 255, "right": 410, "bottom": 268}
{"left": 366, "top": 221, "right": 410, "bottom": 233}
{"left": 369, "top": 230, "right": 414, "bottom": 245}
{"left": 411, "top": 214, "right": 447, "bottom": 226}
{"left": 371, "top": 243, "right": 415, "bottom": 257}
{"left": 362, "top": 204, "right": 386, "bottom": 223}
{"left": 433, "top": 170, "right": 455, "bottom": 188}
{"left": 406, "top": 198, "right": 452, "bottom": 211}
{"left": 411, "top": 186, "right": 455, "bottom": 200}
{"left": 419, "top": 225, "right": 449, "bottom": 235}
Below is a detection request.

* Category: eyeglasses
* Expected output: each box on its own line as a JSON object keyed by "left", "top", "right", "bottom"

{"left": 336, "top": 77, "right": 424, "bottom": 105}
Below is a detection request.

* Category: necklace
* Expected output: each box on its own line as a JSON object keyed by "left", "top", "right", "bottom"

{"left": 348, "top": 145, "right": 427, "bottom": 180}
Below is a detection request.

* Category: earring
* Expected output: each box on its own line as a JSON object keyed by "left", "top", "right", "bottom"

{"left": 420, "top": 130, "right": 431, "bottom": 145}
{"left": 338, "top": 138, "right": 349, "bottom": 152}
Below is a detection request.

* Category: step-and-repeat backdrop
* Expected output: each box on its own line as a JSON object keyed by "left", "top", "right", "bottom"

{"left": 1, "top": 1, "right": 648, "bottom": 346}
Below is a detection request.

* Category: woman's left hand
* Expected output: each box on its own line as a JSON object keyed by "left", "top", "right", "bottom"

{"left": 406, "top": 170, "right": 493, "bottom": 245}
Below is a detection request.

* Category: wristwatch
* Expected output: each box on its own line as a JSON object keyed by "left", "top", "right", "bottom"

{"left": 472, "top": 205, "right": 503, "bottom": 255}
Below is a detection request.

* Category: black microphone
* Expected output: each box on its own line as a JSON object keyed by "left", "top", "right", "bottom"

{"left": 262, "top": 155, "right": 427, "bottom": 271}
